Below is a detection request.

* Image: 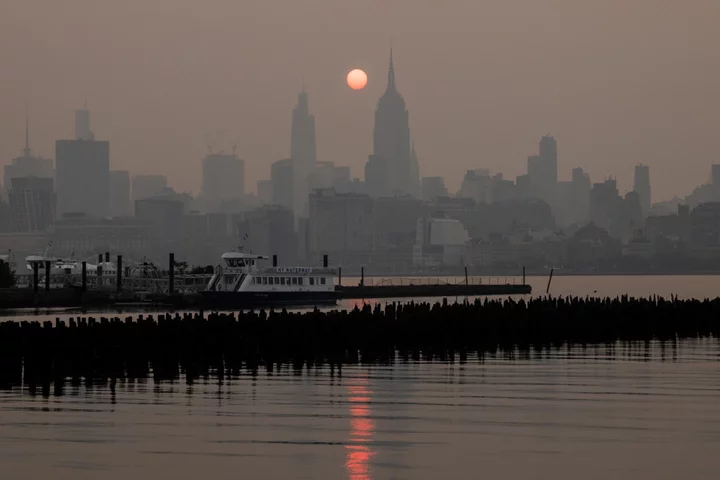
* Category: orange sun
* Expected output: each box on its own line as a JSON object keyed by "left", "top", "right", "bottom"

{"left": 346, "top": 69, "right": 368, "bottom": 90}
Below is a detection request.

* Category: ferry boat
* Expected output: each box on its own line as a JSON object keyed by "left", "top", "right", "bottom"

{"left": 202, "top": 252, "right": 338, "bottom": 307}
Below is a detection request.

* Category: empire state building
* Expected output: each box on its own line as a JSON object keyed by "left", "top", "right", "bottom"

{"left": 368, "top": 50, "right": 419, "bottom": 197}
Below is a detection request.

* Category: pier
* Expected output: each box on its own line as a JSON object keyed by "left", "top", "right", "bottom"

{"left": 1, "top": 295, "right": 719, "bottom": 393}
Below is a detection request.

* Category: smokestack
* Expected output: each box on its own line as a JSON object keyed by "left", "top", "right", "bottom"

{"left": 323, "top": 254, "right": 328, "bottom": 268}
{"left": 272, "top": 255, "right": 278, "bottom": 267}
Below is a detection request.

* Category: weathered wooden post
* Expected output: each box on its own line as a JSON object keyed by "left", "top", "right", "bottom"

{"left": 116, "top": 255, "right": 122, "bottom": 294}
{"left": 169, "top": 253, "right": 175, "bottom": 295}
{"left": 44, "top": 260, "right": 51, "bottom": 291}
{"left": 546, "top": 268, "right": 554, "bottom": 294}
{"left": 33, "top": 262, "right": 39, "bottom": 293}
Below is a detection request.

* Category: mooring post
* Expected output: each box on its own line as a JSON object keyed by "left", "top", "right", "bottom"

{"left": 522, "top": 266, "right": 526, "bottom": 285}
{"left": 546, "top": 268, "right": 554, "bottom": 294}
{"left": 116, "top": 255, "right": 122, "bottom": 294}
{"left": 169, "top": 253, "right": 175, "bottom": 295}
{"left": 33, "top": 262, "right": 39, "bottom": 293}
{"left": 82, "top": 261, "right": 87, "bottom": 292}
{"left": 44, "top": 260, "right": 51, "bottom": 292}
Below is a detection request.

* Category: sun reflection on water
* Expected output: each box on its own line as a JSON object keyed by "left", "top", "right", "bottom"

{"left": 345, "top": 377, "right": 375, "bottom": 480}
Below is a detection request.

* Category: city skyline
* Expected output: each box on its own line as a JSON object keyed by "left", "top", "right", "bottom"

{"left": 1, "top": 0, "right": 719, "bottom": 201}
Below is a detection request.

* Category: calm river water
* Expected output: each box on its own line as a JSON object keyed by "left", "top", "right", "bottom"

{"left": 2, "top": 275, "right": 720, "bottom": 479}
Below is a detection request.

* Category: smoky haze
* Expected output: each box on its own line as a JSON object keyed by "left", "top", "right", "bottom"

{"left": 1, "top": 0, "right": 718, "bottom": 199}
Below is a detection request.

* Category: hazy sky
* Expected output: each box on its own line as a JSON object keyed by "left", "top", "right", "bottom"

{"left": 1, "top": 0, "right": 719, "bottom": 201}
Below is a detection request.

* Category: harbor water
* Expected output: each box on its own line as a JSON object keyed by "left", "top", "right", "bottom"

{"left": 1, "top": 275, "right": 720, "bottom": 479}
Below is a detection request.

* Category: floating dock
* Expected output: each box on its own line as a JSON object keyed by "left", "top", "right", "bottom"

{"left": 336, "top": 283, "right": 531, "bottom": 299}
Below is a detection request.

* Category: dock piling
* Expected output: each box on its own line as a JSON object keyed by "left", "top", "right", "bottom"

{"left": 116, "top": 255, "right": 122, "bottom": 294}
{"left": 546, "top": 268, "right": 554, "bottom": 294}
{"left": 169, "top": 253, "right": 175, "bottom": 295}
{"left": 33, "top": 262, "right": 39, "bottom": 293}
{"left": 44, "top": 261, "right": 51, "bottom": 291}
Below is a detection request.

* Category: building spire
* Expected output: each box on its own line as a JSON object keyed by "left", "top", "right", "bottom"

{"left": 387, "top": 48, "right": 395, "bottom": 91}
{"left": 23, "top": 106, "right": 31, "bottom": 157}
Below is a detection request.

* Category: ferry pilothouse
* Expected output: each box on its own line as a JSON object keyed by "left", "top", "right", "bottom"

{"left": 202, "top": 252, "right": 339, "bottom": 307}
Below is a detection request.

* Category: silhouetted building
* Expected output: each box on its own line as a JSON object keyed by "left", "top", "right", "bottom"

{"left": 690, "top": 202, "right": 720, "bottom": 248}
{"left": 257, "top": 180, "right": 273, "bottom": 205}
{"left": 109, "top": 170, "right": 131, "bottom": 217}
{"left": 237, "top": 205, "right": 297, "bottom": 264}
{"left": 4, "top": 116, "right": 54, "bottom": 192}
{"left": 369, "top": 49, "right": 419, "bottom": 197}
{"left": 527, "top": 135, "right": 558, "bottom": 206}
{"left": 308, "top": 189, "right": 374, "bottom": 265}
{"left": 271, "top": 159, "right": 294, "bottom": 210}
{"left": 373, "top": 196, "right": 426, "bottom": 266}
{"left": 570, "top": 167, "right": 591, "bottom": 225}
{"left": 710, "top": 165, "right": 720, "bottom": 202}
{"left": 633, "top": 164, "right": 651, "bottom": 216}
{"left": 132, "top": 174, "right": 167, "bottom": 204}
{"left": 8, "top": 177, "right": 55, "bottom": 232}
{"left": 135, "top": 195, "right": 184, "bottom": 240}
{"left": 291, "top": 88, "right": 316, "bottom": 217}
{"left": 365, "top": 154, "right": 389, "bottom": 198}
{"left": 590, "top": 178, "right": 620, "bottom": 230}
{"left": 55, "top": 131, "right": 110, "bottom": 219}
{"left": 74, "top": 107, "right": 93, "bottom": 140}
{"left": 201, "top": 153, "right": 245, "bottom": 212}
{"left": 421, "top": 177, "right": 448, "bottom": 202}
{"left": 459, "top": 169, "right": 491, "bottom": 203}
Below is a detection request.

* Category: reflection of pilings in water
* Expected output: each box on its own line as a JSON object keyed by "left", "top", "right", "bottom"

{"left": 346, "top": 376, "right": 374, "bottom": 480}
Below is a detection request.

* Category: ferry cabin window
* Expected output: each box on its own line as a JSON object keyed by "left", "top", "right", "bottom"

{"left": 262, "top": 277, "right": 268, "bottom": 285}
{"left": 309, "top": 278, "right": 315, "bottom": 285}
{"left": 286, "top": 277, "right": 291, "bottom": 285}
{"left": 320, "top": 277, "right": 326, "bottom": 285}
{"left": 298, "top": 277, "right": 303, "bottom": 285}
{"left": 280, "top": 277, "right": 285, "bottom": 285}
{"left": 292, "top": 277, "right": 298, "bottom": 285}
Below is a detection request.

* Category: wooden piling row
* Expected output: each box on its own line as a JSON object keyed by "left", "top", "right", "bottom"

{"left": 0, "top": 295, "right": 719, "bottom": 394}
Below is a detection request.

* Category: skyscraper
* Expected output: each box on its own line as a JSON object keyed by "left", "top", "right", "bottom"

{"left": 75, "top": 106, "right": 93, "bottom": 141}
{"left": 132, "top": 174, "right": 167, "bottom": 204}
{"left": 271, "top": 159, "right": 294, "bottom": 210}
{"left": 291, "top": 86, "right": 316, "bottom": 217}
{"left": 110, "top": 170, "right": 132, "bottom": 217}
{"left": 8, "top": 176, "right": 55, "bottom": 232}
{"left": 368, "top": 49, "right": 419, "bottom": 197}
{"left": 55, "top": 109, "right": 109, "bottom": 218}
{"left": 633, "top": 164, "right": 651, "bottom": 216}
{"left": 4, "top": 114, "right": 54, "bottom": 190}
{"left": 201, "top": 153, "right": 245, "bottom": 212}
{"left": 527, "top": 135, "right": 558, "bottom": 206}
